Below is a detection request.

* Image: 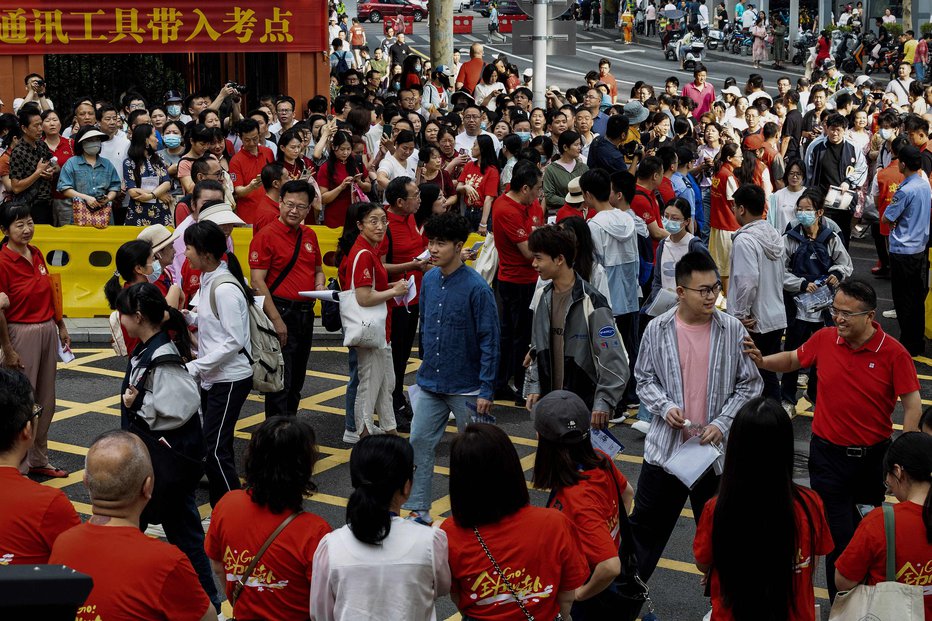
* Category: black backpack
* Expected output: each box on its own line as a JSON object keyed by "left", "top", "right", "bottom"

{"left": 334, "top": 51, "right": 351, "bottom": 75}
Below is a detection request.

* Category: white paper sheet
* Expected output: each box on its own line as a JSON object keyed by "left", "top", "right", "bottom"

{"left": 416, "top": 249, "right": 431, "bottom": 261}
{"left": 393, "top": 275, "right": 417, "bottom": 306}
{"left": 299, "top": 290, "right": 340, "bottom": 302}
{"left": 58, "top": 339, "right": 75, "bottom": 364}
{"left": 645, "top": 288, "right": 679, "bottom": 317}
{"left": 591, "top": 428, "right": 624, "bottom": 459}
{"left": 663, "top": 435, "right": 722, "bottom": 488}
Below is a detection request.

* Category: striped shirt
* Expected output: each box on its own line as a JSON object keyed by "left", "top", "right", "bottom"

{"left": 634, "top": 307, "right": 763, "bottom": 471}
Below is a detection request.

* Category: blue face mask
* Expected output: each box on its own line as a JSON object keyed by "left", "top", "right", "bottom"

{"left": 601, "top": 94, "right": 612, "bottom": 109}
{"left": 797, "top": 211, "right": 817, "bottom": 227}
{"left": 480, "top": 121, "right": 487, "bottom": 130}
{"left": 662, "top": 218, "right": 683, "bottom": 234}
{"left": 146, "top": 260, "right": 162, "bottom": 284}
{"left": 167, "top": 105, "right": 182, "bottom": 117}
{"left": 515, "top": 131, "right": 531, "bottom": 142}
{"left": 162, "top": 134, "right": 182, "bottom": 148}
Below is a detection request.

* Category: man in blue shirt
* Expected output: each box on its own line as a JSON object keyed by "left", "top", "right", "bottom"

{"left": 587, "top": 114, "right": 629, "bottom": 173}
{"left": 883, "top": 144, "right": 931, "bottom": 355}
{"left": 402, "top": 212, "right": 500, "bottom": 526}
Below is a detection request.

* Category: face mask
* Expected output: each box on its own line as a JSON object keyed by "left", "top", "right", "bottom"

{"left": 163, "top": 134, "right": 182, "bottom": 148}
{"left": 601, "top": 94, "right": 612, "bottom": 108}
{"left": 83, "top": 141, "right": 101, "bottom": 155}
{"left": 540, "top": 154, "right": 549, "bottom": 165}
{"left": 662, "top": 218, "right": 683, "bottom": 234}
{"left": 480, "top": 121, "right": 487, "bottom": 130}
{"left": 146, "top": 260, "right": 162, "bottom": 284}
{"left": 879, "top": 128, "right": 895, "bottom": 141}
{"left": 861, "top": 88, "right": 871, "bottom": 97}
{"left": 167, "top": 105, "right": 182, "bottom": 117}
{"left": 415, "top": 63, "right": 422, "bottom": 72}
{"left": 796, "top": 211, "right": 817, "bottom": 227}
{"left": 515, "top": 131, "right": 531, "bottom": 142}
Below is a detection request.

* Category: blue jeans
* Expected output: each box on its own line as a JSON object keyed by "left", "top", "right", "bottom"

{"left": 916, "top": 62, "right": 926, "bottom": 83}
{"left": 402, "top": 388, "right": 474, "bottom": 512}
{"left": 346, "top": 346, "right": 358, "bottom": 433}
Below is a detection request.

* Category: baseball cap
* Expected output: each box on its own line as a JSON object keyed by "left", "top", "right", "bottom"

{"left": 164, "top": 90, "right": 183, "bottom": 103}
{"left": 523, "top": 68, "right": 533, "bottom": 78}
{"left": 564, "top": 177, "right": 584, "bottom": 205}
{"left": 137, "top": 224, "right": 178, "bottom": 254}
{"left": 435, "top": 64, "right": 454, "bottom": 78}
{"left": 721, "top": 85, "right": 742, "bottom": 97}
{"left": 855, "top": 75, "right": 874, "bottom": 88}
{"left": 199, "top": 203, "right": 246, "bottom": 227}
{"left": 742, "top": 133, "right": 765, "bottom": 150}
{"left": 533, "top": 390, "right": 591, "bottom": 444}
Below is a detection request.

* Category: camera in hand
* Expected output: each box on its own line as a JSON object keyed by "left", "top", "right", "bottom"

{"left": 623, "top": 140, "right": 644, "bottom": 157}
{"left": 226, "top": 82, "right": 247, "bottom": 102}
{"left": 34, "top": 79, "right": 45, "bottom": 88}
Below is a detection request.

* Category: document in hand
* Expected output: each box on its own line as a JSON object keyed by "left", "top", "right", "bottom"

{"left": 663, "top": 435, "right": 722, "bottom": 489}
{"left": 591, "top": 428, "right": 625, "bottom": 459}
{"left": 645, "top": 288, "right": 679, "bottom": 317}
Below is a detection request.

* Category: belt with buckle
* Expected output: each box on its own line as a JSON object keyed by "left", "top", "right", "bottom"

{"left": 814, "top": 435, "right": 890, "bottom": 458}
{"left": 272, "top": 296, "right": 315, "bottom": 312}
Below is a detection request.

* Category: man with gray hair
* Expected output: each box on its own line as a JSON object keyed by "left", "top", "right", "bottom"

{"left": 50, "top": 431, "right": 215, "bottom": 621}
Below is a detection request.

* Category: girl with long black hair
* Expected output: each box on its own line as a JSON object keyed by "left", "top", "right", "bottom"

{"left": 317, "top": 131, "right": 370, "bottom": 229}
{"left": 311, "top": 435, "right": 450, "bottom": 620}
{"left": 456, "top": 134, "right": 499, "bottom": 233}
{"left": 694, "top": 397, "right": 833, "bottom": 621}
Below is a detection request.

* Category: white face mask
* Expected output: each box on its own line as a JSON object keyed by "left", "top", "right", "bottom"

{"left": 83, "top": 141, "right": 101, "bottom": 155}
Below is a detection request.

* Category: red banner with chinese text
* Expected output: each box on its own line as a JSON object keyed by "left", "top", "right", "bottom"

{"left": 0, "top": 2, "right": 327, "bottom": 54}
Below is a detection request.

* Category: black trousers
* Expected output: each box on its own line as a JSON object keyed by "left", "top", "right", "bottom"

{"left": 781, "top": 318, "right": 822, "bottom": 404}
{"left": 390, "top": 303, "right": 419, "bottom": 412}
{"left": 202, "top": 377, "right": 252, "bottom": 507}
{"left": 752, "top": 328, "right": 784, "bottom": 401}
{"left": 824, "top": 207, "right": 852, "bottom": 249}
{"left": 890, "top": 251, "right": 928, "bottom": 356}
{"left": 496, "top": 281, "right": 535, "bottom": 395}
{"left": 615, "top": 312, "right": 640, "bottom": 405}
{"left": 809, "top": 435, "right": 889, "bottom": 601}
{"left": 871, "top": 223, "right": 890, "bottom": 270}
{"left": 265, "top": 299, "right": 315, "bottom": 418}
{"left": 629, "top": 461, "right": 720, "bottom": 581}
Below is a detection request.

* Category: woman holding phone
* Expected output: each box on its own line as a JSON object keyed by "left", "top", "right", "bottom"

{"left": 317, "top": 131, "right": 370, "bottom": 229}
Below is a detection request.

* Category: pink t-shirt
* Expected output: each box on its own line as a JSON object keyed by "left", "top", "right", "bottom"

{"left": 675, "top": 314, "right": 711, "bottom": 434}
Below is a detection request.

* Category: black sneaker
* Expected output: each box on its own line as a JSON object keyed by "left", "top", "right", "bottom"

{"left": 394, "top": 404, "right": 413, "bottom": 433}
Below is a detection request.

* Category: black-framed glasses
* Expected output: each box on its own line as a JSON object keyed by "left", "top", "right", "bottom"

{"left": 22, "top": 404, "right": 41, "bottom": 429}
{"left": 682, "top": 281, "right": 723, "bottom": 299}
{"left": 829, "top": 307, "right": 873, "bottom": 320}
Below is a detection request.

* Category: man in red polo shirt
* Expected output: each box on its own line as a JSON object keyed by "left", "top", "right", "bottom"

{"left": 455, "top": 43, "right": 485, "bottom": 94}
{"left": 0, "top": 368, "right": 79, "bottom": 565}
{"left": 744, "top": 279, "right": 921, "bottom": 601}
{"left": 252, "top": 162, "right": 290, "bottom": 234}
{"left": 229, "top": 118, "right": 274, "bottom": 225}
{"left": 492, "top": 162, "right": 544, "bottom": 405}
{"left": 249, "top": 180, "right": 325, "bottom": 418}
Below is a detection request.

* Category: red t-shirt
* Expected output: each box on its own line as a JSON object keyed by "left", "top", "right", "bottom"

{"left": 459, "top": 161, "right": 500, "bottom": 210}
{"left": 456, "top": 57, "right": 485, "bottom": 94}
{"left": 556, "top": 204, "right": 594, "bottom": 223}
{"left": 249, "top": 219, "right": 322, "bottom": 302}
{"left": 548, "top": 458, "right": 630, "bottom": 568}
{"left": 491, "top": 193, "right": 543, "bottom": 285}
{"left": 875, "top": 160, "right": 904, "bottom": 237}
{"left": 348, "top": 236, "right": 392, "bottom": 344}
{"left": 658, "top": 176, "right": 676, "bottom": 205}
{"left": 710, "top": 164, "right": 740, "bottom": 231}
{"left": 836, "top": 502, "right": 932, "bottom": 618}
{"left": 48, "top": 137, "right": 74, "bottom": 200}
{"left": 631, "top": 184, "right": 663, "bottom": 254}
{"left": 0, "top": 467, "right": 80, "bottom": 566}
{"left": 229, "top": 145, "right": 275, "bottom": 224}
{"left": 316, "top": 159, "right": 368, "bottom": 229}
{"left": 694, "top": 489, "right": 833, "bottom": 621}
{"left": 49, "top": 523, "right": 209, "bottom": 621}
{"left": 796, "top": 324, "right": 920, "bottom": 446}
{"left": 205, "top": 489, "right": 332, "bottom": 621}
{"left": 378, "top": 209, "right": 426, "bottom": 306}
{"left": 252, "top": 193, "right": 282, "bottom": 235}
{"left": 0, "top": 244, "right": 55, "bottom": 324}
{"left": 174, "top": 199, "right": 191, "bottom": 227}
{"left": 441, "top": 505, "right": 590, "bottom": 621}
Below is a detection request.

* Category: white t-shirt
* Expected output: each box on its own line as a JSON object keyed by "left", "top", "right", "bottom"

{"left": 100, "top": 132, "right": 131, "bottom": 184}
{"left": 454, "top": 131, "right": 502, "bottom": 156}
{"left": 378, "top": 154, "right": 417, "bottom": 185}
{"left": 13, "top": 97, "right": 53, "bottom": 114}
{"left": 659, "top": 233, "right": 695, "bottom": 291}
{"left": 769, "top": 186, "right": 805, "bottom": 234}
{"left": 473, "top": 82, "right": 505, "bottom": 111}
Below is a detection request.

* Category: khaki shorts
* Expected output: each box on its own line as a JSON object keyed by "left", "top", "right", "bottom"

{"left": 708, "top": 227, "right": 734, "bottom": 277}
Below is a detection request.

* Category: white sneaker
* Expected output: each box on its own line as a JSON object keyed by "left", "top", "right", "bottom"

{"left": 882, "top": 309, "right": 897, "bottom": 319}
{"left": 342, "top": 429, "right": 360, "bottom": 444}
{"left": 797, "top": 372, "right": 808, "bottom": 387}
{"left": 782, "top": 401, "right": 796, "bottom": 418}
{"left": 608, "top": 413, "right": 628, "bottom": 424}
{"left": 631, "top": 420, "right": 651, "bottom": 434}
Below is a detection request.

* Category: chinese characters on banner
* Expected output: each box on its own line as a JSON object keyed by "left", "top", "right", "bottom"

{"left": 0, "top": 2, "right": 327, "bottom": 54}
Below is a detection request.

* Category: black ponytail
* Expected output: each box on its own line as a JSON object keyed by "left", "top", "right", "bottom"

{"left": 225, "top": 252, "right": 254, "bottom": 306}
{"left": 105, "top": 240, "right": 152, "bottom": 310}
{"left": 345, "top": 435, "right": 414, "bottom": 545}
{"left": 115, "top": 282, "right": 193, "bottom": 361}
{"left": 884, "top": 432, "right": 932, "bottom": 543}
{"left": 183, "top": 220, "right": 253, "bottom": 304}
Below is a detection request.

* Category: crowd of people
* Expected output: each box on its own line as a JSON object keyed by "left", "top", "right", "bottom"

{"left": 1, "top": 1, "right": 932, "bottom": 618}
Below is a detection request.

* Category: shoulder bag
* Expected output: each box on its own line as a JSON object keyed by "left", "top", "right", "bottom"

{"left": 473, "top": 232, "right": 499, "bottom": 286}
{"left": 267, "top": 230, "right": 303, "bottom": 296}
{"left": 473, "top": 526, "right": 536, "bottom": 621}
{"left": 229, "top": 510, "right": 303, "bottom": 620}
{"left": 828, "top": 505, "right": 925, "bottom": 620}
{"left": 340, "top": 249, "right": 388, "bottom": 348}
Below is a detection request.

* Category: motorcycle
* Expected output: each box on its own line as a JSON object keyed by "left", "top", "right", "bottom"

{"left": 662, "top": 27, "right": 684, "bottom": 59}
{"left": 833, "top": 30, "right": 860, "bottom": 69}
{"left": 706, "top": 28, "right": 724, "bottom": 50}
{"left": 674, "top": 37, "right": 706, "bottom": 69}
{"left": 842, "top": 30, "right": 876, "bottom": 74}
{"left": 792, "top": 31, "right": 815, "bottom": 65}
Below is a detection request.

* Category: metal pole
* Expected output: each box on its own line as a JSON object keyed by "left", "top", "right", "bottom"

{"left": 533, "top": 0, "right": 547, "bottom": 108}
{"left": 789, "top": 0, "right": 799, "bottom": 47}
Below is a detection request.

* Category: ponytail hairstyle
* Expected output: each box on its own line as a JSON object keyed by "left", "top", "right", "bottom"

{"left": 346, "top": 435, "right": 414, "bottom": 545}
{"left": 105, "top": 240, "right": 152, "bottom": 310}
{"left": 114, "top": 282, "right": 192, "bottom": 360}
{"left": 883, "top": 432, "right": 932, "bottom": 543}
{"left": 500, "top": 133, "right": 522, "bottom": 168}
{"left": 714, "top": 142, "right": 740, "bottom": 175}
{"left": 182, "top": 220, "right": 254, "bottom": 306}
{"left": 336, "top": 201, "right": 380, "bottom": 263}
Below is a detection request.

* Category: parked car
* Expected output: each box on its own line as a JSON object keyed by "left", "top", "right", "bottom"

{"left": 358, "top": 0, "right": 427, "bottom": 23}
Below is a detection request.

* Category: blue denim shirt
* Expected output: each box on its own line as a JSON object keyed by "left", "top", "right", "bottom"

{"left": 885, "top": 171, "right": 931, "bottom": 255}
{"left": 416, "top": 263, "right": 500, "bottom": 400}
{"left": 57, "top": 155, "right": 121, "bottom": 197}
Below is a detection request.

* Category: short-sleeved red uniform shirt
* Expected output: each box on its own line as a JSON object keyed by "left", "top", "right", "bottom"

{"left": 316, "top": 160, "right": 369, "bottom": 229}
{"left": 49, "top": 523, "right": 209, "bottom": 621}
{"left": 229, "top": 145, "right": 274, "bottom": 224}
{"left": 346, "top": 236, "right": 392, "bottom": 344}
{"left": 205, "top": 489, "right": 332, "bottom": 621}
{"left": 252, "top": 193, "right": 282, "bottom": 235}
{"left": 459, "top": 161, "right": 500, "bottom": 210}
{"left": 441, "top": 505, "right": 590, "bottom": 621}
{"left": 0, "top": 244, "right": 55, "bottom": 323}
{"left": 556, "top": 204, "right": 594, "bottom": 223}
{"left": 836, "top": 501, "right": 932, "bottom": 618}
{"left": 249, "top": 220, "right": 322, "bottom": 302}
{"left": 491, "top": 193, "right": 544, "bottom": 285}
{"left": 631, "top": 184, "right": 663, "bottom": 254}
{"left": 378, "top": 209, "right": 426, "bottom": 306}
{"left": 548, "top": 458, "right": 630, "bottom": 568}
{"left": 694, "top": 489, "right": 834, "bottom": 621}
{"left": 0, "top": 467, "right": 80, "bottom": 565}
{"left": 658, "top": 175, "right": 676, "bottom": 205}
{"left": 796, "top": 324, "right": 920, "bottom": 447}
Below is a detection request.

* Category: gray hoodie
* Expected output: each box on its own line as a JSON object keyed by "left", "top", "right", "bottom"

{"left": 727, "top": 219, "right": 787, "bottom": 334}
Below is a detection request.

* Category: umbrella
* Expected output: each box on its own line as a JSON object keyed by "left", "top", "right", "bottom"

{"left": 660, "top": 9, "right": 685, "bottom": 19}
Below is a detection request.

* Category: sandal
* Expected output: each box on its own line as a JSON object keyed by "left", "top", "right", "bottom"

{"left": 29, "top": 465, "right": 69, "bottom": 478}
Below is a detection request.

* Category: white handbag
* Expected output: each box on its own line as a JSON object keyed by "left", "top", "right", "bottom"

{"left": 473, "top": 231, "right": 499, "bottom": 286}
{"left": 829, "top": 505, "right": 926, "bottom": 621}
{"left": 340, "top": 249, "right": 388, "bottom": 349}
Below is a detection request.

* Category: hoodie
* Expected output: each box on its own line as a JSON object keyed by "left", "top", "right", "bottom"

{"left": 728, "top": 219, "right": 787, "bottom": 333}
{"left": 588, "top": 208, "right": 649, "bottom": 315}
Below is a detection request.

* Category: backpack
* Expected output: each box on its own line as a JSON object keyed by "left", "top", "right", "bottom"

{"left": 334, "top": 51, "right": 351, "bottom": 75}
{"left": 634, "top": 190, "right": 659, "bottom": 286}
{"left": 209, "top": 274, "right": 285, "bottom": 394}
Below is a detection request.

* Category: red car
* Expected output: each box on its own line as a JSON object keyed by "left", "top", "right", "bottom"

{"left": 358, "top": 0, "right": 427, "bottom": 23}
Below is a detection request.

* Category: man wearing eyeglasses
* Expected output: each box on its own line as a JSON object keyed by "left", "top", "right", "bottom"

{"left": 743, "top": 279, "right": 921, "bottom": 600}
{"left": 249, "top": 180, "right": 325, "bottom": 418}
{"left": 0, "top": 368, "right": 79, "bottom": 565}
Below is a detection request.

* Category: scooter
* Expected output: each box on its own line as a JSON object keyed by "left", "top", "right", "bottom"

{"left": 792, "top": 31, "right": 815, "bottom": 65}
{"left": 681, "top": 39, "right": 706, "bottom": 70}
{"left": 706, "top": 28, "right": 724, "bottom": 50}
{"left": 833, "top": 30, "right": 860, "bottom": 69}
{"left": 662, "top": 27, "right": 684, "bottom": 59}
{"left": 842, "top": 30, "right": 875, "bottom": 74}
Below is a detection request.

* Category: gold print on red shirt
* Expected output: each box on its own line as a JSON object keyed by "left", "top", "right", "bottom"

{"left": 76, "top": 604, "right": 103, "bottom": 621}
{"left": 223, "top": 545, "right": 289, "bottom": 591}
{"left": 896, "top": 559, "right": 932, "bottom": 589}
{"left": 469, "top": 567, "right": 554, "bottom": 607}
